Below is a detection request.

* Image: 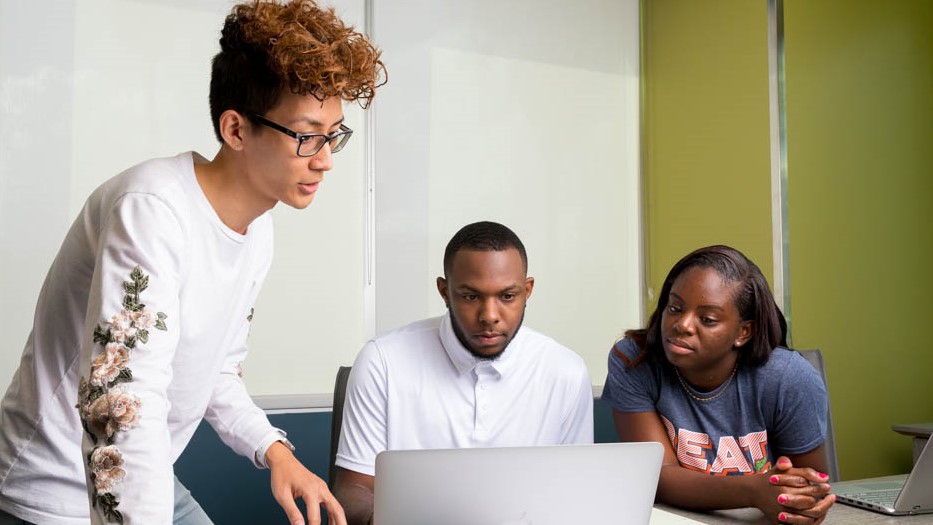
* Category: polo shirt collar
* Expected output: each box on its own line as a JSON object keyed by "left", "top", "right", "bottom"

{"left": 439, "top": 312, "right": 524, "bottom": 377}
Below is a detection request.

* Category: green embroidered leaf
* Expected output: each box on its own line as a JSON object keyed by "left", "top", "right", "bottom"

{"left": 82, "top": 421, "right": 98, "bottom": 444}
{"left": 109, "top": 368, "right": 133, "bottom": 388}
{"left": 123, "top": 295, "right": 143, "bottom": 312}
{"left": 88, "top": 386, "right": 105, "bottom": 403}
{"left": 155, "top": 319, "right": 167, "bottom": 331}
{"left": 122, "top": 267, "right": 151, "bottom": 312}
{"left": 137, "top": 329, "right": 149, "bottom": 344}
{"left": 93, "top": 326, "right": 113, "bottom": 345}
{"left": 93, "top": 325, "right": 105, "bottom": 343}
{"left": 124, "top": 335, "right": 137, "bottom": 349}
{"left": 157, "top": 312, "right": 167, "bottom": 320}
{"left": 98, "top": 493, "right": 124, "bottom": 524}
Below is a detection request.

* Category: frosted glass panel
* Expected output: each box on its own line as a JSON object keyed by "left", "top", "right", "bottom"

{"left": 374, "top": 0, "right": 642, "bottom": 385}
{"left": 0, "top": 0, "right": 367, "bottom": 397}
{"left": 1, "top": 0, "right": 640, "bottom": 396}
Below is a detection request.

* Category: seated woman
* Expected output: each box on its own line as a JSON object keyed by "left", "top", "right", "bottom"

{"left": 602, "top": 245, "right": 835, "bottom": 524}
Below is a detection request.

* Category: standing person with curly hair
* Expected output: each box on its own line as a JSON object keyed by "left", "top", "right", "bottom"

{"left": 0, "top": 1, "right": 385, "bottom": 524}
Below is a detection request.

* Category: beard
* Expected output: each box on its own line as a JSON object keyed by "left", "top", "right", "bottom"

{"left": 448, "top": 307, "right": 525, "bottom": 361}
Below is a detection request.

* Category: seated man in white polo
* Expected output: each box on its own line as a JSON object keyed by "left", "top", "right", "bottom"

{"left": 333, "top": 221, "right": 594, "bottom": 525}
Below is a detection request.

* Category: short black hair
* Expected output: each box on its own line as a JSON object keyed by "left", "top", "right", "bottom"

{"left": 443, "top": 221, "right": 528, "bottom": 276}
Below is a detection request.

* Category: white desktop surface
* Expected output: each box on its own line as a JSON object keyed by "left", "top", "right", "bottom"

{"left": 651, "top": 507, "right": 709, "bottom": 524}
{"left": 654, "top": 490, "right": 933, "bottom": 525}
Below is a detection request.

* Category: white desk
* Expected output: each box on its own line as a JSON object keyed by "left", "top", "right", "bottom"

{"left": 652, "top": 499, "right": 933, "bottom": 524}
{"left": 648, "top": 424, "right": 933, "bottom": 524}
{"left": 650, "top": 507, "right": 710, "bottom": 524}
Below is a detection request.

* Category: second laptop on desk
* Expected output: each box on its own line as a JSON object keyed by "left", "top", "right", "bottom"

{"left": 834, "top": 435, "right": 933, "bottom": 515}
{"left": 374, "top": 442, "right": 664, "bottom": 525}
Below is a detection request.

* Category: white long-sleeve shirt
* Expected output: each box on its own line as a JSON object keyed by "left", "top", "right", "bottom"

{"left": 0, "top": 152, "right": 286, "bottom": 524}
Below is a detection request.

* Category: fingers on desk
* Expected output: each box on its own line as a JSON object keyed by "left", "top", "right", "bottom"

{"left": 777, "top": 493, "right": 836, "bottom": 525}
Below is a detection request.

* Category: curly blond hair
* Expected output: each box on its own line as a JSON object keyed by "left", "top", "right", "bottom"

{"left": 209, "top": 0, "right": 387, "bottom": 141}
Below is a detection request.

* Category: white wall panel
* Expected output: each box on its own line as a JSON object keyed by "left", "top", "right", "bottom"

{"left": 0, "top": 0, "right": 639, "bottom": 397}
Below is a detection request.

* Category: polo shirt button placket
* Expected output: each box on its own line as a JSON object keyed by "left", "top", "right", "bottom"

{"left": 474, "top": 365, "right": 495, "bottom": 438}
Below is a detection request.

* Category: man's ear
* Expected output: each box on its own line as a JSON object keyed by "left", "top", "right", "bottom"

{"left": 524, "top": 276, "right": 535, "bottom": 301}
{"left": 218, "top": 110, "right": 249, "bottom": 151}
{"left": 436, "top": 276, "right": 449, "bottom": 307}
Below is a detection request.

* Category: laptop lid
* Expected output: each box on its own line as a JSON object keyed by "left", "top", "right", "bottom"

{"left": 896, "top": 436, "right": 933, "bottom": 514}
{"left": 835, "top": 436, "right": 933, "bottom": 515}
{"left": 373, "top": 442, "right": 663, "bottom": 525}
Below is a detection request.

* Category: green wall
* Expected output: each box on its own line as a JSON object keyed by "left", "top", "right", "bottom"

{"left": 783, "top": 0, "right": 933, "bottom": 479}
{"left": 642, "top": 0, "right": 774, "bottom": 306}
{"left": 643, "top": 0, "right": 933, "bottom": 479}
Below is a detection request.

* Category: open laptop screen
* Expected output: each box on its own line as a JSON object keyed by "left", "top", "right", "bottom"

{"left": 374, "top": 442, "right": 664, "bottom": 525}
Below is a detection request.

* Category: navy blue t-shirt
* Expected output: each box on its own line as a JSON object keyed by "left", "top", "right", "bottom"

{"left": 602, "top": 339, "right": 827, "bottom": 475}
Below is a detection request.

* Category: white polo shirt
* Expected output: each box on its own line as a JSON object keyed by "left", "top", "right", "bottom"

{"left": 336, "top": 314, "right": 594, "bottom": 476}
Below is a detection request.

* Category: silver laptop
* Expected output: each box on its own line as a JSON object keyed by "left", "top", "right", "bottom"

{"left": 835, "top": 436, "right": 933, "bottom": 515}
{"left": 373, "top": 442, "right": 663, "bottom": 525}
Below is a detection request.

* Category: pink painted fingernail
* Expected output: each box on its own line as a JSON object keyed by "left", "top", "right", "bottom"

{"left": 778, "top": 495, "right": 788, "bottom": 504}
{"left": 819, "top": 472, "right": 829, "bottom": 479}
{"left": 770, "top": 475, "right": 780, "bottom": 483}
{"left": 779, "top": 513, "right": 788, "bottom": 521}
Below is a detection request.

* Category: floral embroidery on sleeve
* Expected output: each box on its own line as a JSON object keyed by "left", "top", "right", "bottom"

{"left": 76, "top": 266, "right": 167, "bottom": 524}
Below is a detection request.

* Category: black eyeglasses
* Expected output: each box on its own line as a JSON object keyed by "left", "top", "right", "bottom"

{"left": 250, "top": 114, "right": 353, "bottom": 157}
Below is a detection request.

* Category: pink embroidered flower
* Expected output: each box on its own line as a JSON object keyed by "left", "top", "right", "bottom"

{"left": 90, "top": 343, "right": 130, "bottom": 387}
{"left": 131, "top": 307, "right": 156, "bottom": 330}
{"left": 109, "top": 310, "right": 136, "bottom": 343}
{"left": 86, "top": 385, "right": 142, "bottom": 438}
{"left": 90, "top": 445, "right": 126, "bottom": 494}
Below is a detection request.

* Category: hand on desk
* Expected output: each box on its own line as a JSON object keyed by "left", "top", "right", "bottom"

{"left": 762, "top": 456, "right": 835, "bottom": 525}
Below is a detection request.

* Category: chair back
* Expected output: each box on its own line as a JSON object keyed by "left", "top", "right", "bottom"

{"left": 328, "top": 366, "right": 352, "bottom": 490}
{"left": 798, "top": 349, "right": 840, "bottom": 482}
